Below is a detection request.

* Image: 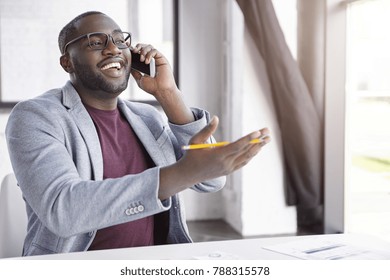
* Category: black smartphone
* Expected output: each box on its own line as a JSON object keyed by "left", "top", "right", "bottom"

{"left": 131, "top": 52, "right": 156, "bottom": 77}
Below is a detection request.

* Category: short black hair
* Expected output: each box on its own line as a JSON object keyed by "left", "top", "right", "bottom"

{"left": 58, "top": 11, "right": 105, "bottom": 54}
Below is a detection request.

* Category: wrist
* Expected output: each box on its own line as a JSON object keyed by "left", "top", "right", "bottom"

{"left": 154, "top": 87, "right": 181, "bottom": 102}
{"left": 155, "top": 88, "right": 195, "bottom": 125}
{"left": 159, "top": 159, "right": 196, "bottom": 200}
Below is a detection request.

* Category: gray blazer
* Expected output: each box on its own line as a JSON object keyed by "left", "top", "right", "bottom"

{"left": 6, "top": 81, "right": 225, "bottom": 256}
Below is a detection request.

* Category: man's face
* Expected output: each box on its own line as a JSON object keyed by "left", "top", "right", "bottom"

{"left": 66, "top": 14, "right": 132, "bottom": 96}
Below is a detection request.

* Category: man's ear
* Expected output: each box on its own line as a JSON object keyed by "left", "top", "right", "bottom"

{"left": 60, "top": 54, "right": 74, "bottom": 73}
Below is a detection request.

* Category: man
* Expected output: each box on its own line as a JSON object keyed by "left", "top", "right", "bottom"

{"left": 6, "top": 11, "right": 270, "bottom": 256}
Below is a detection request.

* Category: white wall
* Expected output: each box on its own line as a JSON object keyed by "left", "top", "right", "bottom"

{"left": 178, "top": 0, "right": 225, "bottom": 220}
{"left": 179, "top": 0, "right": 296, "bottom": 235}
{"left": 240, "top": 28, "right": 296, "bottom": 236}
{"left": 0, "top": 111, "right": 12, "bottom": 183}
{"left": 221, "top": 0, "right": 296, "bottom": 236}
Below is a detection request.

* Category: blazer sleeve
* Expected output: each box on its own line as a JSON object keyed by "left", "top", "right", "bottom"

{"left": 5, "top": 100, "right": 171, "bottom": 238}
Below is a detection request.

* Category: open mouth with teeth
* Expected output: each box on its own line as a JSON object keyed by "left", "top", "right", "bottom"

{"left": 101, "top": 62, "right": 122, "bottom": 71}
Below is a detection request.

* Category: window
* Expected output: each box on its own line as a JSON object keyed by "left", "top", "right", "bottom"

{"left": 345, "top": 0, "right": 390, "bottom": 241}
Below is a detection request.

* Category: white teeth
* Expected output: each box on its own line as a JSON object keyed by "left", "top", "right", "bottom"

{"left": 101, "top": 62, "right": 121, "bottom": 70}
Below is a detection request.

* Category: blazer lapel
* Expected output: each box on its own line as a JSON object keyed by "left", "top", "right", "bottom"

{"left": 61, "top": 82, "right": 104, "bottom": 180}
{"left": 118, "top": 101, "right": 168, "bottom": 167}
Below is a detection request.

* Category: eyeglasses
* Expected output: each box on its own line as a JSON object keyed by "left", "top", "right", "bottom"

{"left": 62, "top": 31, "right": 132, "bottom": 54}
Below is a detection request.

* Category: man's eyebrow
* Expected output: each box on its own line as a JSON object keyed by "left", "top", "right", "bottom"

{"left": 112, "top": 29, "right": 123, "bottom": 33}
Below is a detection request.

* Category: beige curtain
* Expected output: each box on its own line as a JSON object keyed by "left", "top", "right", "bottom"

{"left": 236, "top": 0, "right": 323, "bottom": 226}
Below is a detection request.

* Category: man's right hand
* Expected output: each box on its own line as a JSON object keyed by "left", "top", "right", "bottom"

{"left": 158, "top": 116, "right": 270, "bottom": 200}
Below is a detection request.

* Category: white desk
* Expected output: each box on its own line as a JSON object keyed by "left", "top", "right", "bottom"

{"left": 18, "top": 233, "right": 390, "bottom": 260}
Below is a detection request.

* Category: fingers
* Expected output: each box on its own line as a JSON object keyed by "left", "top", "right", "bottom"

{"left": 231, "top": 141, "right": 263, "bottom": 170}
{"left": 260, "top": 127, "right": 270, "bottom": 140}
{"left": 180, "top": 125, "right": 271, "bottom": 180}
{"left": 189, "top": 116, "right": 219, "bottom": 145}
{"left": 220, "top": 128, "right": 271, "bottom": 171}
{"left": 132, "top": 44, "right": 159, "bottom": 64}
{"left": 222, "top": 130, "right": 261, "bottom": 156}
{"left": 130, "top": 44, "right": 158, "bottom": 88}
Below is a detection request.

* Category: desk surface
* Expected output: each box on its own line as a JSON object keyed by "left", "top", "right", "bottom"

{"left": 18, "top": 233, "right": 390, "bottom": 260}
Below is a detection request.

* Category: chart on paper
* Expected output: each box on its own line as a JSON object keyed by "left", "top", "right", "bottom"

{"left": 262, "top": 236, "right": 390, "bottom": 260}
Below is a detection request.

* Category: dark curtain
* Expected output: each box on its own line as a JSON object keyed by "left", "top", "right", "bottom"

{"left": 236, "top": 0, "right": 324, "bottom": 226}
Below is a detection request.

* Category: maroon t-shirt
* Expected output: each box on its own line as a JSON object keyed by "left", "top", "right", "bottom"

{"left": 85, "top": 104, "right": 155, "bottom": 250}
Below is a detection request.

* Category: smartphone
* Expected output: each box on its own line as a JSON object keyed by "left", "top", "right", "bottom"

{"left": 131, "top": 52, "right": 156, "bottom": 78}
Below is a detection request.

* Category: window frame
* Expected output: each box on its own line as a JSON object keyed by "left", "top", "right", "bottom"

{"left": 324, "top": 0, "right": 348, "bottom": 233}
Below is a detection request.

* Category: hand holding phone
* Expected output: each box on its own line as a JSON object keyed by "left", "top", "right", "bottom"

{"left": 131, "top": 52, "right": 156, "bottom": 78}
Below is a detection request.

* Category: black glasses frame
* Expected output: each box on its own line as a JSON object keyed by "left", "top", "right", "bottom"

{"left": 62, "top": 31, "right": 132, "bottom": 55}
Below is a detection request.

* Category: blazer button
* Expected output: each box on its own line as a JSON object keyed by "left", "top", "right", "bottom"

{"left": 138, "top": 205, "right": 144, "bottom": 212}
{"left": 125, "top": 208, "right": 132, "bottom": 216}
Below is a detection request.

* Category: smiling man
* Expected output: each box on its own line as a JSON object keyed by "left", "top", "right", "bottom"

{"left": 5, "top": 11, "right": 270, "bottom": 256}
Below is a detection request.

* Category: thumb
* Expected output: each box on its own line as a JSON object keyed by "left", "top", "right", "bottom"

{"left": 189, "top": 116, "right": 219, "bottom": 145}
{"left": 131, "top": 70, "right": 143, "bottom": 88}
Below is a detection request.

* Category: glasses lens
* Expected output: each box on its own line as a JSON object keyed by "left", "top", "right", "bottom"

{"left": 112, "top": 32, "right": 131, "bottom": 49}
{"left": 88, "top": 33, "right": 109, "bottom": 50}
{"left": 87, "top": 32, "right": 131, "bottom": 50}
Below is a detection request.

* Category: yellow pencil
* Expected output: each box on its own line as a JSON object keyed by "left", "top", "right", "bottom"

{"left": 182, "top": 138, "right": 264, "bottom": 150}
